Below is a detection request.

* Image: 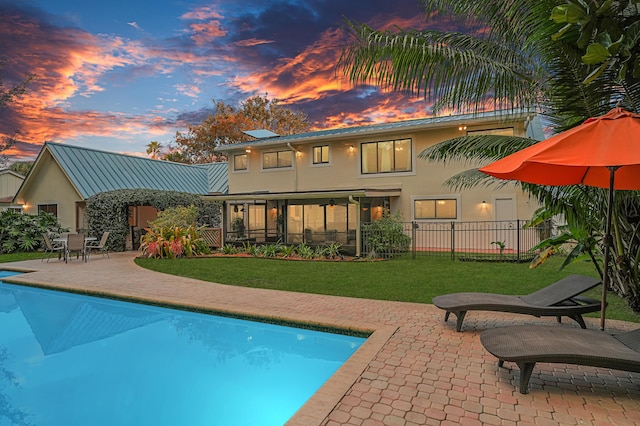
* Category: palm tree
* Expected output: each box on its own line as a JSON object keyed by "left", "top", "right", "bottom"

{"left": 146, "top": 141, "right": 163, "bottom": 159}
{"left": 339, "top": 0, "right": 640, "bottom": 310}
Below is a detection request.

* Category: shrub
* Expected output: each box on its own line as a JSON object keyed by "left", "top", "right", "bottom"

{"left": 259, "top": 244, "right": 280, "bottom": 257}
{"left": 139, "top": 205, "right": 212, "bottom": 258}
{"left": 241, "top": 241, "right": 257, "bottom": 256}
{"left": 296, "top": 243, "right": 315, "bottom": 259}
{"left": 0, "top": 211, "right": 67, "bottom": 253}
{"left": 139, "top": 225, "right": 209, "bottom": 258}
{"left": 362, "top": 211, "right": 411, "bottom": 258}
{"left": 325, "top": 242, "right": 343, "bottom": 260}
{"left": 313, "top": 246, "right": 328, "bottom": 259}
{"left": 151, "top": 205, "right": 199, "bottom": 229}
{"left": 279, "top": 244, "right": 297, "bottom": 258}
{"left": 222, "top": 243, "right": 239, "bottom": 254}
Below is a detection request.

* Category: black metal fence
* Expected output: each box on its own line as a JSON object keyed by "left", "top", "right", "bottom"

{"left": 361, "top": 220, "right": 553, "bottom": 261}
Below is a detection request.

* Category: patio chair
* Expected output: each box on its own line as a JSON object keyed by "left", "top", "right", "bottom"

{"left": 432, "top": 275, "right": 602, "bottom": 331}
{"left": 480, "top": 325, "right": 640, "bottom": 394}
{"left": 85, "top": 231, "right": 110, "bottom": 259}
{"left": 66, "top": 233, "right": 86, "bottom": 262}
{"left": 42, "top": 233, "right": 65, "bottom": 262}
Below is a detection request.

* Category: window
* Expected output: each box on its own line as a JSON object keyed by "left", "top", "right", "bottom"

{"left": 414, "top": 199, "right": 457, "bottom": 219}
{"left": 38, "top": 204, "right": 58, "bottom": 217}
{"left": 467, "top": 127, "right": 514, "bottom": 136}
{"left": 233, "top": 154, "right": 247, "bottom": 171}
{"left": 361, "top": 138, "right": 411, "bottom": 174}
{"left": 312, "top": 145, "right": 329, "bottom": 164}
{"left": 263, "top": 150, "right": 293, "bottom": 169}
{"left": 7, "top": 207, "right": 22, "bottom": 213}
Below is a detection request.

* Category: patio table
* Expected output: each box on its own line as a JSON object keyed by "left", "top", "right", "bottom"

{"left": 53, "top": 236, "right": 97, "bottom": 262}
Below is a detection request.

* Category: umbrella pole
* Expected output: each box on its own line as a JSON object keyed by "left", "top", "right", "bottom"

{"left": 600, "top": 167, "right": 619, "bottom": 330}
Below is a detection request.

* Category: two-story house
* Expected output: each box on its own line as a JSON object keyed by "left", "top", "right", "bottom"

{"left": 209, "top": 110, "right": 544, "bottom": 255}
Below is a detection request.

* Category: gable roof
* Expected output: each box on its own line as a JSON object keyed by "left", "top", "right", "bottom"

{"left": 18, "top": 142, "right": 228, "bottom": 200}
{"left": 0, "top": 169, "right": 25, "bottom": 179}
{"left": 216, "top": 109, "right": 540, "bottom": 152}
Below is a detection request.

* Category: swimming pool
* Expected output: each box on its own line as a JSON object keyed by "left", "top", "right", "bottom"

{"left": 0, "top": 271, "right": 365, "bottom": 425}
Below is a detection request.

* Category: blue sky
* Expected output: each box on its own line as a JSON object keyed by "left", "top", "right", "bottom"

{"left": 1, "top": 0, "right": 454, "bottom": 160}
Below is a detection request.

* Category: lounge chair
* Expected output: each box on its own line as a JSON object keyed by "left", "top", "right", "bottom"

{"left": 432, "top": 275, "right": 602, "bottom": 331}
{"left": 480, "top": 325, "right": 640, "bottom": 394}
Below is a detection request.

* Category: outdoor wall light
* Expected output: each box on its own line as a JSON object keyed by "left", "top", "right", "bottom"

{"left": 245, "top": 148, "right": 252, "bottom": 153}
{"left": 349, "top": 145, "right": 355, "bottom": 152}
{"left": 458, "top": 125, "right": 467, "bottom": 131}
{"left": 481, "top": 200, "right": 487, "bottom": 209}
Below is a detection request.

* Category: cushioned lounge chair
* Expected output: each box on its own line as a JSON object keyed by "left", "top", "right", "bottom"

{"left": 432, "top": 275, "right": 602, "bottom": 332}
{"left": 480, "top": 325, "right": 640, "bottom": 394}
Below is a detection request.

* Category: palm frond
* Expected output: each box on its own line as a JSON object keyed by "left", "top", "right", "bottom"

{"left": 439, "top": 168, "right": 515, "bottom": 191}
{"left": 339, "top": 23, "right": 543, "bottom": 112}
{"left": 418, "top": 135, "right": 537, "bottom": 164}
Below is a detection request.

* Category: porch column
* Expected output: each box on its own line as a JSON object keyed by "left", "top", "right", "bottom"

{"left": 349, "top": 196, "right": 361, "bottom": 257}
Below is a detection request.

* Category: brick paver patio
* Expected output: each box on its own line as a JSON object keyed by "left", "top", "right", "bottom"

{"left": 2, "top": 252, "right": 639, "bottom": 425}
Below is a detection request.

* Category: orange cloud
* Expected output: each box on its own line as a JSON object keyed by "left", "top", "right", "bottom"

{"left": 180, "top": 5, "right": 227, "bottom": 46}
{"left": 230, "top": 26, "right": 345, "bottom": 103}
{"left": 234, "top": 38, "right": 275, "bottom": 47}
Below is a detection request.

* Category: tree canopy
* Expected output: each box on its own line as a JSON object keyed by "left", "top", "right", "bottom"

{"left": 165, "top": 94, "right": 310, "bottom": 164}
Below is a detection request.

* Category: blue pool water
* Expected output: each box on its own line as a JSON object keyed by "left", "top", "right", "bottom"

{"left": 0, "top": 271, "right": 365, "bottom": 426}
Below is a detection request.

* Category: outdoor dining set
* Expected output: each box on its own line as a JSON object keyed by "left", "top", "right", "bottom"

{"left": 42, "top": 231, "right": 110, "bottom": 263}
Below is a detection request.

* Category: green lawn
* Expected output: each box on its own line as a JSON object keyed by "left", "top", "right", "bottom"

{"left": 0, "top": 252, "right": 47, "bottom": 262}
{"left": 135, "top": 254, "right": 640, "bottom": 323}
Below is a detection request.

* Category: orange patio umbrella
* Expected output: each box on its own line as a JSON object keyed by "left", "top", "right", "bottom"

{"left": 479, "top": 107, "right": 640, "bottom": 330}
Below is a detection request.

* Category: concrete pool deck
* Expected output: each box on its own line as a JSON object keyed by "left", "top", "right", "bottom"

{"left": 2, "top": 252, "right": 639, "bottom": 425}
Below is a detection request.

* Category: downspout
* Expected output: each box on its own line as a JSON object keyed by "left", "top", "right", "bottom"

{"left": 348, "top": 196, "right": 361, "bottom": 257}
{"left": 287, "top": 143, "right": 298, "bottom": 192}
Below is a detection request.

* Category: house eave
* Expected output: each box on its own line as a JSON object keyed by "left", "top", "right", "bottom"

{"left": 203, "top": 187, "right": 402, "bottom": 202}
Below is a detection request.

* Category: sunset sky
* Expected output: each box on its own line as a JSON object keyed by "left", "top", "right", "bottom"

{"left": 1, "top": 0, "right": 457, "bottom": 161}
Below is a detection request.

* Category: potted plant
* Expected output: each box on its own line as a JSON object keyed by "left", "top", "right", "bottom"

{"left": 231, "top": 217, "right": 245, "bottom": 239}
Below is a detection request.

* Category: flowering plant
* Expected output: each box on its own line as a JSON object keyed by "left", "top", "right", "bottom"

{"left": 139, "top": 224, "right": 209, "bottom": 258}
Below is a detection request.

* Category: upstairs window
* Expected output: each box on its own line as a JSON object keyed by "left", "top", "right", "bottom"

{"left": 233, "top": 154, "right": 247, "bottom": 171}
{"left": 361, "top": 138, "right": 411, "bottom": 174}
{"left": 263, "top": 150, "right": 293, "bottom": 169}
{"left": 312, "top": 145, "right": 330, "bottom": 164}
{"left": 467, "top": 127, "right": 514, "bottom": 136}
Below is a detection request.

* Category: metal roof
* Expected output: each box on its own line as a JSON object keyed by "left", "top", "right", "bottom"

{"left": 45, "top": 142, "right": 228, "bottom": 199}
{"left": 199, "top": 162, "right": 228, "bottom": 194}
{"left": 216, "top": 109, "right": 538, "bottom": 152}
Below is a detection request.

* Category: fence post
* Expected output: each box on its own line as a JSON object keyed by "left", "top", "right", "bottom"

{"left": 451, "top": 221, "right": 455, "bottom": 261}
{"left": 517, "top": 219, "right": 521, "bottom": 262}
{"left": 412, "top": 221, "right": 417, "bottom": 259}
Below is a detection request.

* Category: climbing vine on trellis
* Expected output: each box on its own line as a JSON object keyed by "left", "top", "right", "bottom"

{"left": 85, "top": 189, "right": 220, "bottom": 252}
